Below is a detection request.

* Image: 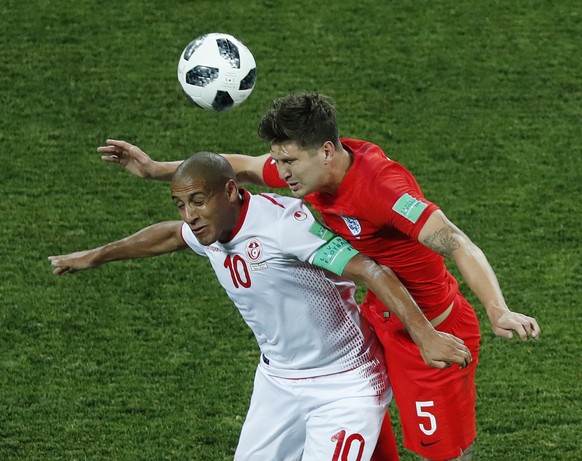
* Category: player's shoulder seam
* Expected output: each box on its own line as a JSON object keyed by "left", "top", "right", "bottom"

{"left": 257, "top": 193, "right": 286, "bottom": 209}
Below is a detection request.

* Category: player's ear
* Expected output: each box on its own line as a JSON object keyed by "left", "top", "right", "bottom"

{"left": 225, "top": 179, "right": 239, "bottom": 201}
{"left": 321, "top": 141, "right": 336, "bottom": 164}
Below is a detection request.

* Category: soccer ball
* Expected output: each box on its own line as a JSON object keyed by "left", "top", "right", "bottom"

{"left": 177, "top": 33, "right": 257, "bottom": 111}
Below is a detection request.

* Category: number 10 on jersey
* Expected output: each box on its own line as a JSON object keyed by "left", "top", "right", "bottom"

{"left": 224, "top": 255, "right": 252, "bottom": 288}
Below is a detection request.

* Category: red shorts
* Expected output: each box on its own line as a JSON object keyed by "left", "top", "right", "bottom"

{"left": 361, "top": 293, "right": 481, "bottom": 460}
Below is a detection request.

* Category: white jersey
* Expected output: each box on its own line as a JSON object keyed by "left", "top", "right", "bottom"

{"left": 181, "top": 190, "right": 383, "bottom": 380}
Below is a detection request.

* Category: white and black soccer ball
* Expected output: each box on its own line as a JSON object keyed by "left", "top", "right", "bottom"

{"left": 177, "top": 33, "right": 257, "bottom": 111}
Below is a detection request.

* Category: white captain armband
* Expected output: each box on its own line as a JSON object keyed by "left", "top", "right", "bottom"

{"left": 311, "top": 236, "right": 359, "bottom": 276}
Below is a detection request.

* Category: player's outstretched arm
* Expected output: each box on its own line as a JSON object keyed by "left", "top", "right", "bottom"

{"left": 343, "top": 254, "right": 472, "bottom": 370}
{"left": 418, "top": 210, "right": 540, "bottom": 340}
{"left": 98, "top": 139, "right": 270, "bottom": 185}
{"left": 226, "top": 153, "right": 270, "bottom": 186}
{"left": 98, "top": 139, "right": 182, "bottom": 181}
{"left": 49, "top": 221, "right": 187, "bottom": 275}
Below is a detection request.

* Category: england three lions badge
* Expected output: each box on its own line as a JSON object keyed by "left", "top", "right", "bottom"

{"left": 341, "top": 216, "right": 362, "bottom": 236}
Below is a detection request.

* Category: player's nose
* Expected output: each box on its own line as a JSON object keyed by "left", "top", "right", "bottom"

{"left": 277, "top": 164, "right": 291, "bottom": 180}
{"left": 183, "top": 205, "right": 199, "bottom": 223}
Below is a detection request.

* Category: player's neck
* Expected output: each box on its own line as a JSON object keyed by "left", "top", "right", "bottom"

{"left": 218, "top": 191, "right": 245, "bottom": 243}
{"left": 325, "top": 147, "right": 353, "bottom": 195}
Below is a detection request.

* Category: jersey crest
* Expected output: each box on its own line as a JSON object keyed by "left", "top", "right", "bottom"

{"left": 340, "top": 215, "right": 362, "bottom": 236}
{"left": 246, "top": 239, "right": 263, "bottom": 261}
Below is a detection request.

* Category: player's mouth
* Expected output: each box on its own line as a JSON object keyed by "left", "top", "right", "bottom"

{"left": 191, "top": 225, "right": 207, "bottom": 236}
{"left": 287, "top": 181, "right": 300, "bottom": 192}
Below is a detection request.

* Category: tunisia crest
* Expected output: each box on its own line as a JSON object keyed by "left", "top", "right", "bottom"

{"left": 246, "top": 239, "right": 263, "bottom": 261}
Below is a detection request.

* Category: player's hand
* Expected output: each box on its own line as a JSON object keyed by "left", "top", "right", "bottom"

{"left": 489, "top": 308, "right": 540, "bottom": 340}
{"left": 48, "top": 250, "right": 100, "bottom": 276}
{"left": 419, "top": 331, "right": 472, "bottom": 370}
{"left": 97, "top": 139, "right": 155, "bottom": 178}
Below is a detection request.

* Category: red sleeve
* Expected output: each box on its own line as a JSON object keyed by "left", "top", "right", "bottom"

{"left": 262, "top": 157, "right": 287, "bottom": 188}
{"left": 368, "top": 165, "right": 439, "bottom": 240}
{"left": 391, "top": 198, "right": 439, "bottom": 240}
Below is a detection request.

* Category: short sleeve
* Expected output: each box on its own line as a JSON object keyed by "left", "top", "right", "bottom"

{"left": 277, "top": 200, "right": 358, "bottom": 275}
{"left": 276, "top": 200, "right": 324, "bottom": 261}
{"left": 180, "top": 222, "right": 208, "bottom": 257}
{"left": 368, "top": 166, "right": 439, "bottom": 240}
{"left": 262, "top": 157, "right": 288, "bottom": 188}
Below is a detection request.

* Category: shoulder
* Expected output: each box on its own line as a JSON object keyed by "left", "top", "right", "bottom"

{"left": 341, "top": 137, "right": 389, "bottom": 160}
{"left": 341, "top": 138, "right": 403, "bottom": 178}
{"left": 254, "top": 192, "right": 299, "bottom": 212}
{"left": 180, "top": 222, "right": 207, "bottom": 256}
{"left": 249, "top": 193, "right": 315, "bottom": 227}
{"left": 341, "top": 140, "right": 406, "bottom": 198}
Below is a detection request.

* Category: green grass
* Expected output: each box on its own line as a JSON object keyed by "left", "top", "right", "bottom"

{"left": 1, "top": 1, "right": 580, "bottom": 459}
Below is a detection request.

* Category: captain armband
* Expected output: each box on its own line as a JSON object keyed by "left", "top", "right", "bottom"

{"left": 311, "top": 236, "right": 359, "bottom": 276}
{"left": 309, "top": 220, "right": 336, "bottom": 242}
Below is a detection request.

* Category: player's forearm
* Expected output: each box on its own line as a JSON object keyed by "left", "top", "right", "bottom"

{"left": 147, "top": 153, "right": 269, "bottom": 185}
{"left": 147, "top": 161, "right": 184, "bottom": 181}
{"left": 93, "top": 221, "right": 186, "bottom": 264}
{"left": 369, "top": 265, "right": 438, "bottom": 342}
{"left": 343, "top": 256, "right": 473, "bottom": 368}
{"left": 344, "top": 257, "right": 436, "bottom": 343}
{"left": 452, "top": 243, "right": 509, "bottom": 316}
{"left": 419, "top": 210, "right": 509, "bottom": 318}
{"left": 224, "top": 153, "right": 269, "bottom": 186}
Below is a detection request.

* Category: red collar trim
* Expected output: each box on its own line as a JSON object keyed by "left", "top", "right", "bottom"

{"left": 225, "top": 189, "right": 251, "bottom": 242}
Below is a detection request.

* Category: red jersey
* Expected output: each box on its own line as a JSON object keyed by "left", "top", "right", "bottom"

{"left": 262, "top": 137, "right": 459, "bottom": 321}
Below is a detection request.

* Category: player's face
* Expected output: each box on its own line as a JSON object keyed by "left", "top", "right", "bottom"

{"left": 270, "top": 141, "right": 328, "bottom": 197}
{"left": 171, "top": 177, "right": 238, "bottom": 246}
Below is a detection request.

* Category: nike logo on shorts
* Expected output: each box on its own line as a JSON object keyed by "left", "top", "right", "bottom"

{"left": 420, "top": 439, "right": 441, "bottom": 447}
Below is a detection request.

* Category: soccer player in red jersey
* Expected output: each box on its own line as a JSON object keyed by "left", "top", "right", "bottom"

{"left": 97, "top": 93, "right": 540, "bottom": 461}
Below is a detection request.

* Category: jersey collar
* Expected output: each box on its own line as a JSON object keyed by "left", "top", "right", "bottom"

{"left": 225, "top": 188, "right": 251, "bottom": 242}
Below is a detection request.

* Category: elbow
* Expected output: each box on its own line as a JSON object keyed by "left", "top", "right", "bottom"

{"left": 361, "top": 262, "right": 395, "bottom": 291}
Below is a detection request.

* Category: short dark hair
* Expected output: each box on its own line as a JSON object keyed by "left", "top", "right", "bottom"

{"left": 258, "top": 92, "right": 340, "bottom": 150}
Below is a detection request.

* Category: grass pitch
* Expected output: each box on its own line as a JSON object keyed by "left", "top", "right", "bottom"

{"left": 1, "top": 1, "right": 580, "bottom": 459}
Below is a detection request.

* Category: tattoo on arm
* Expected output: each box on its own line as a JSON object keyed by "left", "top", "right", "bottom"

{"left": 422, "top": 225, "right": 461, "bottom": 258}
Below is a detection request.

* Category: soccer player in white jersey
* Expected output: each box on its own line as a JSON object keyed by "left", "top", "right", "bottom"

{"left": 49, "top": 152, "right": 471, "bottom": 461}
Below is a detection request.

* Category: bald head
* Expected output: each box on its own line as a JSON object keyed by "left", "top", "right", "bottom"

{"left": 173, "top": 151, "right": 236, "bottom": 193}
